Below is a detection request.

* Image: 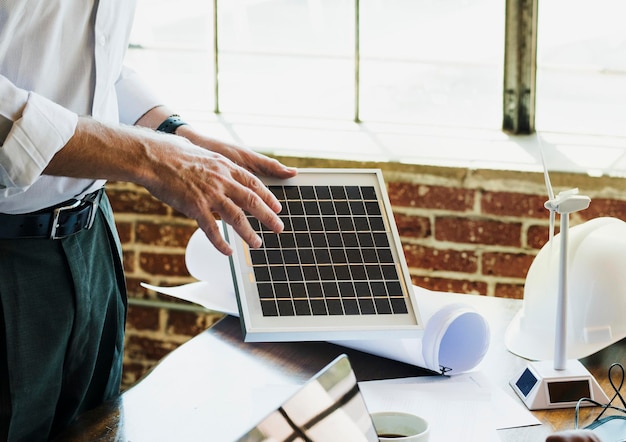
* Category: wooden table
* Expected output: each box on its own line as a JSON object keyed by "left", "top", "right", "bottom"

{"left": 55, "top": 294, "right": 625, "bottom": 441}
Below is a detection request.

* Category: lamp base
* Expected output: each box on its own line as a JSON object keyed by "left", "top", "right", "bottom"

{"left": 510, "top": 359, "right": 609, "bottom": 410}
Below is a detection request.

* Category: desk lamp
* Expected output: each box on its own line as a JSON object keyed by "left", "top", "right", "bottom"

{"left": 508, "top": 150, "right": 610, "bottom": 410}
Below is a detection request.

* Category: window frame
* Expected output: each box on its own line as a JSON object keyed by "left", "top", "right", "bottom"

{"left": 209, "top": 0, "right": 538, "bottom": 134}
{"left": 502, "top": 0, "right": 538, "bottom": 134}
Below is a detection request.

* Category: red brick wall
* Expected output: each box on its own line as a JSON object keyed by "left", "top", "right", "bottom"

{"left": 107, "top": 182, "right": 219, "bottom": 387}
{"left": 109, "top": 159, "right": 626, "bottom": 388}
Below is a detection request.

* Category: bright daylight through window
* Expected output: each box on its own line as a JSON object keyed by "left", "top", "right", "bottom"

{"left": 125, "top": 0, "right": 626, "bottom": 168}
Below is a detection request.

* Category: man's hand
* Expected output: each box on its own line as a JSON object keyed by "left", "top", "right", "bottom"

{"left": 45, "top": 116, "right": 297, "bottom": 255}
{"left": 141, "top": 135, "right": 292, "bottom": 255}
{"left": 163, "top": 121, "right": 298, "bottom": 255}
{"left": 546, "top": 429, "right": 602, "bottom": 442}
{"left": 176, "top": 124, "right": 297, "bottom": 180}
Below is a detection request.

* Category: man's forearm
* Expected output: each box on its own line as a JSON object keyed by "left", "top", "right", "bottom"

{"left": 43, "top": 116, "right": 162, "bottom": 187}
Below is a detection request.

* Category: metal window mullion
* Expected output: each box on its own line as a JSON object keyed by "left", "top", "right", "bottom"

{"left": 503, "top": 0, "right": 538, "bottom": 134}
{"left": 354, "top": 0, "right": 361, "bottom": 123}
{"left": 214, "top": 0, "right": 220, "bottom": 114}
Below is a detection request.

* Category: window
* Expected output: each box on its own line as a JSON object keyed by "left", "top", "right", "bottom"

{"left": 126, "top": 0, "right": 215, "bottom": 114}
{"left": 535, "top": 0, "right": 626, "bottom": 138}
{"left": 127, "top": 0, "right": 504, "bottom": 128}
{"left": 358, "top": 0, "right": 504, "bottom": 128}
{"left": 125, "top": 1, "right": 626, "bottom": 171}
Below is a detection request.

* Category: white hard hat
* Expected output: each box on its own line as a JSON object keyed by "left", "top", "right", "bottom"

{"left": 505, "top": 217, "right": 626, "bottom": 361}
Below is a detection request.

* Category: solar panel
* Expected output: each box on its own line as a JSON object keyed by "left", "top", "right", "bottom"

{"left": 225, "top": 169, "right": 423, "bottom": 342}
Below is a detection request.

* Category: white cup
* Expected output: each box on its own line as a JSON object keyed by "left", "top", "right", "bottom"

{"left": 371, "top": 411, "right": 430, "bottom": 442}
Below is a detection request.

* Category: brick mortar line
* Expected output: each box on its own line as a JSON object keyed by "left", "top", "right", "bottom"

{"left": 392, "top": 203, "right": 554, "bottom": 221}
{"left": 412, "top": 267, "right": 525, "bottom": 284}
{"left": 401, "top": 236, "right": 540, "bottom": 254}
{"left": 127, "top": 275, "right": 198, "bottom": 284}
{"left": 409, "top": 258, "right": 528, "bottom": 279}
{"left": 122, "top": 243, "right": 190, "bottom": 254}
{"left": 114, "top": 213, "right": 198, "bottom": 224}
{"left": 124, "top": 328, "right": 196, "bottom": 343}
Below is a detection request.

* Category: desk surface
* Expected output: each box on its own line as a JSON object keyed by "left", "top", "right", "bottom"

{"left": 56, "top": 294, "right": 625, "bottom": 441}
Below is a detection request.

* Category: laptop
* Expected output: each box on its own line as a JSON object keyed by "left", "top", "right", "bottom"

{"left": 236, "top": 354, "right": 378, "bottom": 442}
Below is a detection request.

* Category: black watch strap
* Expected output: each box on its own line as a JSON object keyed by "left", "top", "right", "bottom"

{"left": 156, "top": 115, "right": 188, "bottom": 134}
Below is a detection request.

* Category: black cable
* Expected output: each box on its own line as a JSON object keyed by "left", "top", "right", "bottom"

{"left": 574, "top": 363, "right": 626, "bottom": 429}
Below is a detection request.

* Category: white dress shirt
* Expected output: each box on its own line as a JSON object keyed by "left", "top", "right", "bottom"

{"left": 0, "top": 0, "right": 162, "bottom": 213}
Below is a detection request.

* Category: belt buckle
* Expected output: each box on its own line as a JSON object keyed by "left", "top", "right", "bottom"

{"left": 49, "top": 199, "right": 82, "bottom": 239}
{"left": 48, "top": 189, "right": 103, "bottom": 239}
{"left": 84, "top": 189, "right": 103, "bottom": 230}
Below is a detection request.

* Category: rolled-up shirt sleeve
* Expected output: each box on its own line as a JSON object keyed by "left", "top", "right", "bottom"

{"left": 115, "top": 66, "right": 163, "bottom": 126}
{"left": 0, "top": 75, "right": 78, "bottom": 191}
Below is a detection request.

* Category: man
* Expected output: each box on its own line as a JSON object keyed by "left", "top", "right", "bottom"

{"left": 0, "top": 1, "right": 296, "bottom": 439}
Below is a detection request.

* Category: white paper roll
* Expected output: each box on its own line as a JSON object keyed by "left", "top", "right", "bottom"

{"left": 333, "top": 289, "right": 490, "bottom": 375}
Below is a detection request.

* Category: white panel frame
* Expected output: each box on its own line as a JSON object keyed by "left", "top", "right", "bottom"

{"left": 225, "top": 168, "right": 423, "bottom": 342}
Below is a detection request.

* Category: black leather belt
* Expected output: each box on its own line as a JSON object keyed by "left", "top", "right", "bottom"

{"left": 0, "top": 188, "right": 104, "bottom": 240}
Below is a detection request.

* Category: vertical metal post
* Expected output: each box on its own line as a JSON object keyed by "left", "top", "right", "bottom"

{"left": 502, "top": 0, "right": 538, "bottom": 134}
{"left": 354, "top": 0, "right": 361, "bottom": 123}
{"left": 554, "top": 212, "right": 568, "bottom": 370}
{"left": 213, "top": 0, "right": 220, "bottom": 114}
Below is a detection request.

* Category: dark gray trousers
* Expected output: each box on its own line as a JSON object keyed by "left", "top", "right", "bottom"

{"left": 0, "top": 192, "right": 127, "bottom": 441}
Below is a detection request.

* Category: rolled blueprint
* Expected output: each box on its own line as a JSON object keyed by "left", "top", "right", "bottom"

{"left": 333, "top": 295, "right": 490, "bottom": 375}
{"left": 143, "top": 229, "right": 490, "bottom": 375}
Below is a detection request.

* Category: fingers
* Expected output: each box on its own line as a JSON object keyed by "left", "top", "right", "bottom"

{"left": 215, "top": 200, "right": 262, "bottom": 251}
{"left": 212, "top": 168, "right": 285, "bottom": 249}
{"left": 187, "top": 158, "right": 285, "bottom": 255}
{"left": 196, "top": 212, "right": 233, "bottom": 256}
{"left": 239, "top": 169, "right": 283, "bottom": 215}
{"left": 145, "top": 135, "right": 293, "bottom": 256}
{"left": 257, "top": 156, "right": 298, "bottom": 179}
{"left": 238, "top": 149, "right": 298, "bottom": 179}
{"left": 193, "top": 134, "right": 297, "bottom": 180}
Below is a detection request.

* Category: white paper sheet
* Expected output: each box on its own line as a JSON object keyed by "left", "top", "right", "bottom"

{"left": 358, "top": 372, "right": 540, "bottom": 441}
{"left": 359, "top": 377, "right": 497, "bottom": 441}
{"left": 142, "top": 227, "right": 491, "bottom": 375}
{"left": 142, "top": 280, "right": 238, "bottom": 317}
{"left": 360, "top": 372, "right": 540, "bottom": 430}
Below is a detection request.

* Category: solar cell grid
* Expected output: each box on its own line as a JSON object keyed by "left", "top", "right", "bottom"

{"left": 244, "top": 182, "right": 409, "bottom": 320}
